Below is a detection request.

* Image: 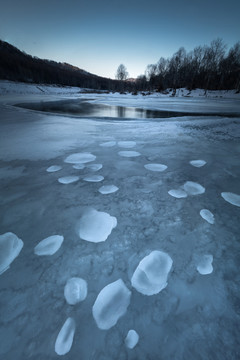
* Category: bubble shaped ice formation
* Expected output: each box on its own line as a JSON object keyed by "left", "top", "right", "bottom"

{"left": 64, "top": 277, "right": 88, "bottom": 305}
{"left": 131, "top": 250, "right": 173, "bottom": 295}
{"left": 92, "top": 279, "right": 131, "bottom": 330}
{"left": 55, "top": 317, "right": 76, "bottom": 356}
{"left": 34, "top": 235, "right": 64, "bottom": 256}
{"left": 78, "top": 209, "right": 117, "bottom": 243}
{"left": 64, "top": 153, "right": 96, "bottom": 164}
{"left": 0, "top": 232, "right": 24, "bottom": 275}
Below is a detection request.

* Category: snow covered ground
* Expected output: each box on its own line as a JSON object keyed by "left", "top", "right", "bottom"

{"left": 0, "top": 81, "right": 240, "bottom": 360}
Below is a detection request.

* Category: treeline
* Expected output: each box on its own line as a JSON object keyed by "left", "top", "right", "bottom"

{"left": 0, "top": 40, "right": 134, "bottom": 92}
{"left": 135, "top": 39, "right": 240, "bottom": 92}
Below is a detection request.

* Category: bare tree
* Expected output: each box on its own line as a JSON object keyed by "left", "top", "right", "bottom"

{"left": 116, "top": 64, "right": 129, "bottom": 81}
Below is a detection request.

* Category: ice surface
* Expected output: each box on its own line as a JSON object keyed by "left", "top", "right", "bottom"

{"left": 87, "top": 163, "right": 103, "bottom": 171}
{"left": 83, "top": 175, "right": 104, "bottom": 182}
{"left": 64, "top": 277, "right": 88, "bottom": 305}
{"left": 118, "top": 151, "right": 141, "bottom": 157}
{"left": 197, "top": 255, "right": 213, "bottom": 275}
{"left": 46, "top": 165, "right": 62, "bottom": 172}
{"left": 100, "top": 141, "right": 116, "bottom": 147}
{"left": 73, "top": 164, "right": 85, "bottom": 170}
{"left": 125, "top": 330, "right": 139, "bottom": 349}
{"left": 200, "top": 209, "right": 215, "bottom": 224}
{"left": 131, "top": 251, "right": 173, "bottom": 295}
{"left": 78, "top": 209, "right": 117, "bottom": 243}
{"left": 168, "top": 189, "right": 188, "bottom": 198}
{"left": 34, "top": 235, "right": 64, "bottom": 256}
{"left": 0, "top": 232, "right": 23, "bottom": 275}
{"left": 183, "top": 181, "right": 205, "bottom": 195}
{"left": 92, "top": 279, "right": 131, "bottom": 330}
{"left": 221, "top": 192, "right": 240, "bottom": 207}
{"left": 98, "top": 185, "right": 119, "bottom": 194}
{"left": 189, "top": 160, "right": 206, "bottom": 167}
{"left": 1, "top": 87, "right": 240, "bottom": 359}
{"left": 118, "top": 141, "right": 136, "bottom": 148}
{"left": 55, "top": 317, "right": 76, "bottom": 356}
{"left": 64, "top": 152, "right": 96, "bottom": 164}
{"left": 144, "top": 163, "right": 167, "bottom": 172}
{"left": 58, "top": 176, "right": 79, "bottom": 184}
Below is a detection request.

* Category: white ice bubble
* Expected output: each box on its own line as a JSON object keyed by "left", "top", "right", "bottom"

{"left": 131, "top": 250, "right": 173, "bottom": 296}
{"left": 92, "top": 279, "right": 131, "bottom": 330}
{"left": 87, "top": 164, "right": 103, "bottom": 171}
{"left": 0, "top": 232, "right": 24, "bottom": 275}
{"left": 168, "top": 189, "right": 188, "bottom": 198}
{"left": 189, "top": 160, "right": 206, "bottom": 168}
{"left": 46, "top": 165, "right": 62, "bottom": 173}
{"left": 200, "top": 209, "right": 215, "bottom": 224}
{"left": 34, "top": 235, "right": 64, "bottom": 256}
{"left": 83, "top": 175, "right": 104, "bottom": 182}
{"left": 78, "top": 209, "right": 117, "bottom": 243}
{"left": 183, "top": 181, "right": 205, "bottom": 195}
{"left": 144, "top": 163, "right": 167, "bottom": 172}
{"left": 64, "top": 153, "right": 96, "bottom": 164}
{"left": 221, "top": 192, "right": 240, "bottom": 207}
{"left": 118, "top": 141, "right": 136, "bottom": 148}
{"left": 55, "top": 317, "right": 76, "bottom": 356}
{"left": 100, "top": 141, "right": 116, "bottom": 147}
{"left": 125, "top": 330, "right": 139, "bottom": 349}
{"left": 118, "top": 151, "right": 141, "bottom": 158}
{"left": 73, "top": 164, "right": 85, "bottom": 170}
{"left": 98, "top": 185, "right": 119, "bottom": 195}
{"left": 64, "top": 277, "right": 88, "bottom": 305}
{"left": 197, "top": 255, "right": 213, "bottom": 275}
{"left": 58, "top": 176, "right": 79, "bottom": 184}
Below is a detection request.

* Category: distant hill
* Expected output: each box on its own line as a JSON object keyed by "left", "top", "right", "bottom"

{"left": 0, "top": 40, "right": 127, "bottom": 91}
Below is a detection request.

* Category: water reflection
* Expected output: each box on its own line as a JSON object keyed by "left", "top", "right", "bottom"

{"left": 15, "top": 99, "right": 235, "bottom": 119}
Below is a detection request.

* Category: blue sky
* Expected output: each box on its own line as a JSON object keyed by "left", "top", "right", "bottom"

{"left": 0, "top": 0, "right": 240, "bottom": 79}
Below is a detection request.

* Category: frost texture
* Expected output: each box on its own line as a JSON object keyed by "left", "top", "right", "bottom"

{"left": 100, "top": 141, "right": 116, "bottom": 147}
{"left": 92, "top": 279, "right": 131, "bottom": 330}
{"left": 200, "top": 209, "right": 215, "bottom": 224}
{"left": 83, "top": 175, "right": 104, "bottom": 182}
{"left": 87, "top": 163, "right": 103, "bottom": 171}
{"left": 0, "top": 232, "right": 24, "bottom": 275}
{"left": 197, "top": 255, "right": 213, "bottom": 275}
{"left": 46, "top": 165, "right": 62, "bottom": 172}
{"left": 64, "top": 152, "right": 96, "bottom": 164}
{"left": 125, "top": 330, "right": 139, "bottom": 349}
{"left": 144, "top": 163, "right": 167, "bottom": 172}
{"left": 64, "top": 277, "right": 88, "bottom": 305}
{"left": 221, "top": 192, "right": 240, "bottom": 207}
{"left": 34, "top": 235, "right": 64, "bottom": 256}
{"left": 118, "top": 151, "right": 141, "bottom": 157}
{"left": 58, "top": 176, "right": 79, "bottom": 184}
{"left": 131, "top": 251, "right": 173, "bottom": 295}
{"left": 118, "top": 141, "right": 136, "bottom": 148}
{"left": 183, "top": 181, "right": 205, "bottom": 195}
{"left": 98, "top": 185, "right": 119, "bottom": 194}
{"left": 55, "top": 317, "right": 76, "bottom": 356}
{"left": 189, "top": 160, "right": 206, "bottom": 167}
{"left": 168, "top": 189, "right": 188, "bottom": 198}
{"left": 78, "top": 209, "right": 117, "bottom": 243}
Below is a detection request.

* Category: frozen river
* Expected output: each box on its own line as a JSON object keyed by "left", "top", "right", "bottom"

{"left": 0, "top": 91, "right": 240, "bottom": 359}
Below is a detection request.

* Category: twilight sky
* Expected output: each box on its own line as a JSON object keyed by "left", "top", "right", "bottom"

{"left": 0, "top": 0, "right": 240, "bottom": 79}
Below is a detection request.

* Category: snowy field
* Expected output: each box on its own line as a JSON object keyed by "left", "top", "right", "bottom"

{"left": 0, "top": 81, "right": 240, "bottom": 360}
